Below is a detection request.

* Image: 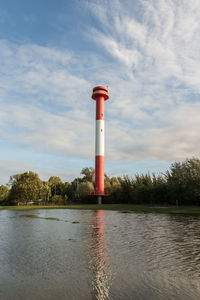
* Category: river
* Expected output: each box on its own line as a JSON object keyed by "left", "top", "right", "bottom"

{"left": 0, "top": 209, "right": 200, "bottom": 300}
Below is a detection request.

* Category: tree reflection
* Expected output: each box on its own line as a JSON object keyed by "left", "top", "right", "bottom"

{"left": 90, "top": 210, "right": 112, "bottom": 300}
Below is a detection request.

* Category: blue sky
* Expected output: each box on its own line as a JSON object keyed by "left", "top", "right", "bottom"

{"left": 0, "top": 0, "right": 200, "bottom": 184}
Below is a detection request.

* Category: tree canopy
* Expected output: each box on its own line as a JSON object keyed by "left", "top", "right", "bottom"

{"left": 8, "top": 171, "right": 44, "bottom": 204}
{"left": 4, "top": 158, "right": 200, "bottom": 206}
{"left": 0, "top": 185, "right": 9, "bottom": 204}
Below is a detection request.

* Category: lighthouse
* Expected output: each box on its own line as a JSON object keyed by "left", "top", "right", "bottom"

{"left": 92, "top": 86, "right": 109, "bottom": 204}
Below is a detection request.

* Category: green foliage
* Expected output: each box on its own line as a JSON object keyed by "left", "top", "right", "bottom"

{"left": 40, "top": 183, "right": 51, "bottom": 203}
{"left": 4, "top": 158, "right": 200, "bottom": 206}
{"left": 119, "top": 176, "right": 134, "bottom": 203}
{"left": 0, "top": 185, "right": 9, "bottom": 204}
{"left": 79, "top": 181, "right": 94, "bottom": 198}
{"left": 108, "top": 177, "right": 122, "bottom": 203}
{"left": 68, "top": 178, "right": 82, "bottom": 202}
{"left": 165, "top": 158, "right": 200, "bottom": 206}
{"left": 8, "top": 171, "right": 44, "bottom": 204}
{"left": 48, "top": 176, "right": 62, "bottom": 185}
{"left": 48, "top": 176, "right": 63, "bottom": 197}
{"left": 81, "top": 167, "right": 95, "bottom": 182}
{"left": 51, "top": 195, "right": 63, "bottom": 205}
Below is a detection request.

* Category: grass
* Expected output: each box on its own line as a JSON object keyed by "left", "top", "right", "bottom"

{"left": 1, "top": 204, "right": 200, "bottom": 214}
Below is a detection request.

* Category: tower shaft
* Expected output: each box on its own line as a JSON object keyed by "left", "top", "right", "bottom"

{"left": 95, "top": 96, "right": 104, "bottom": 196}
{"left": 92, "top": 86, "right": 109, "bottom": 204}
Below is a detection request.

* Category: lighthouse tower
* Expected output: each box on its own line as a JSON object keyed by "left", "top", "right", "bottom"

{"left": 92, "top": 86, "right": 109, "bottom": 204}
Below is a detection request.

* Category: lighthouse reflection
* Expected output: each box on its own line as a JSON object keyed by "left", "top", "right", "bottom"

{"left": 90, "top": 210, "right": 112, "bottom": 300}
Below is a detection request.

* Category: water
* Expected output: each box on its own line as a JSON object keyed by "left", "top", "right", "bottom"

{"left": 0, "top": 209, "right": 200, "bottom": 300}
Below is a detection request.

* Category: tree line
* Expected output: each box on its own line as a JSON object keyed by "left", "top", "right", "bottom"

{"left": 1, "top": 158, "right": 200, "bottom": 206}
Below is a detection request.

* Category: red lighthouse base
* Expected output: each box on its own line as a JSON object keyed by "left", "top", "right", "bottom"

{"left": 95, "top": 156, "right": 104, "bottom": 195}
{"left": 95, "top": 192, "right": 111, "bottom": 204}
{"left": 88, "top": 191, "right": 111, "bottom": 203}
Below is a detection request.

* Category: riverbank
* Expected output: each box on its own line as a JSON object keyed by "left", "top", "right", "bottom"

{"left": 1, "top": 204, "right": 200, "bottom": 214}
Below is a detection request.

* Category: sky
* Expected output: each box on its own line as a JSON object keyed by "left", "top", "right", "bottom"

{"left": 0, "top": 0, "right": 200, "bottom": 185}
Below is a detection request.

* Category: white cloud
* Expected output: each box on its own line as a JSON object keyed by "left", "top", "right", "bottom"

{"left": 87, "top": 0, "right": 200, "bottom": 161}
{"left": 0, "top": 100, "right": 94, "bottom": 158}
{"left": 89, "top": 0, "right": 200, "bottom": 89}
{"left": 0, "top": 41, "right": 89, "bottom": 108}
{"left": 1, "top": 0, "right": 200, "bottom": 184}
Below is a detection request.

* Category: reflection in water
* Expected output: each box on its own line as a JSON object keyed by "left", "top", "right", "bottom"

{"left": 90, "top": 210, "right": 112, "bottom": 300}
{"left": 1, "top": 210, "right": 200, "bottom": 299}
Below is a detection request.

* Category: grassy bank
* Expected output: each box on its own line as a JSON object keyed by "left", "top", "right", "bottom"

{"left": 1, "top": 204, "right": 200, "bottom": 214}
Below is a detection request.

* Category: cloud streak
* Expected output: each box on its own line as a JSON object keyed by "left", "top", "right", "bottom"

{"left": 1, "top": 0, "right": 200, "bottom": 184}
{"left": 88, "top": 0, "right": 200, "bottom": 160}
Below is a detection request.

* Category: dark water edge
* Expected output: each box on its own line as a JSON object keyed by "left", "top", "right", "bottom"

{"left": 1, "top": 209, "right": 200, "bottom": 300}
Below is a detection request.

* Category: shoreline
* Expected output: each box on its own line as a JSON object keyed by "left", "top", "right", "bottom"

{"left": 1, "top": 204, "right": 200, "bottom": 214}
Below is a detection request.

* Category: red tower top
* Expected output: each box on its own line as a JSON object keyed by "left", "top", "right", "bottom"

{"left": 92, "top": 86, "right": 109, "bottom": 101}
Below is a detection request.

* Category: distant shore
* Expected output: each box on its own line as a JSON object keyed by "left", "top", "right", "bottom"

{"left": 1, "top": 204, "right": 200, "bottom": 214}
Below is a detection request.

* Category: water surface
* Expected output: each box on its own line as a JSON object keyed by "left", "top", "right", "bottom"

{"left": 0, "top": 209, "right": 200, "bottom": 299}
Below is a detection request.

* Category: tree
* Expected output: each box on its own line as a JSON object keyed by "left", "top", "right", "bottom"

{"left": 68, "top": 178, "right": 82, "bottom": 202}
{"left": 78, "top": 181, "right": 94, "bottom": 202}
{"left": 61, "top": 182, "right": 70, "bottom": 203}
{"left": 109, "top": 177, "right": 122, "bottom": 203}
{"left": 48, "top": 176, "right": 63, "bottom": 196}
{"left": 40, "top": 182, "right": 51, "bottom": 203}
{"left": 133, "top": 173, "right": 153, "bottom": 204}
{"left": 0, "top": 185, "right": 9, "bottom": 204}
{"left": 48, "top": 176, "right": 62, "bottom": 185}
{"left": 152, "top": 173, "right": 168, "bottom": 205}
{"left": 119, "top": 176, "right": 134, "bottom": 204}
{"left": 165, "top": 158, "right": 200, "bottom": 206}
{"left": 81, "top": 167, "right": 95, "bottom": 183}
{"left": 104, "top": 174, "right": 111, "bottom": 191}
{"left": 8, "top": 171, "right": 43, "bottom": 204}
{"left": 51, "top": 195, "right": 63, "bottom": 205}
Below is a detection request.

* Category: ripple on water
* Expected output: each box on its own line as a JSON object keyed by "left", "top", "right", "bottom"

{"left": 1, "top": 210, "right": 200, "bottom": 299}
